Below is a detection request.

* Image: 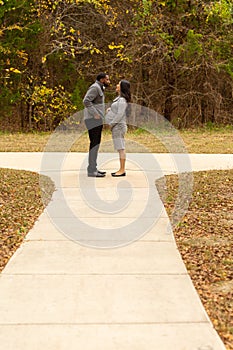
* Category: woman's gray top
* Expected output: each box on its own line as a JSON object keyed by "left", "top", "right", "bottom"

{"left": 105, "top": 96, "right": 127, "bottom": 128}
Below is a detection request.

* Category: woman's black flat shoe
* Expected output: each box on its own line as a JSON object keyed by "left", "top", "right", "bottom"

{"left": 111, "top": 172, "right": 126, "bottom": 177}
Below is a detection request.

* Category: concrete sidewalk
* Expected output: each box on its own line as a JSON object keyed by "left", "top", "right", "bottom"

{"left": 0, "top": 152, "right": 232, "bottom": 350}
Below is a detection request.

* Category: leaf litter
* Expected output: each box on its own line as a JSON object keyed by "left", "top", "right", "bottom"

{"left": 0, "top": 168, "right": 54, "bottom": 272}
{"left": 156, "top": 169, "right": 233, "bottom": 350}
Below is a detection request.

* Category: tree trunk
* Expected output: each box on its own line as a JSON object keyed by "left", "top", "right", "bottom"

{"left": 164, "top": 61, "right": 175, "bottom": 122}
{"left": 27, "top": 101, "right": 33, "bottom": 130}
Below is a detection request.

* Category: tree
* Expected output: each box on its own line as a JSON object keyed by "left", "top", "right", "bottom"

{"left": 0, "top": 0, "right": 232, "bottom": 130}
{"left": 0, "top": 0, "right": 43, "bottom": 128}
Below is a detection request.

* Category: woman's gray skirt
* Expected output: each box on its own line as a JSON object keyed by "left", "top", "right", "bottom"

{"left": 111, "top": 124, "right": 127, "bottom": 150}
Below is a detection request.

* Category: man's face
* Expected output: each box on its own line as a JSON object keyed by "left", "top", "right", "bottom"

{"left": 101, "top": 75, "right": 110, "bottom": 87}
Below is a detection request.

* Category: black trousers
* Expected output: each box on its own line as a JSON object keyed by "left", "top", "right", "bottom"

{"left": 85, "top": 118, "right": 103, "bottom": 173}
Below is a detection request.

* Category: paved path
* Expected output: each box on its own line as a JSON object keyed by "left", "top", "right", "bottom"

{"left": 0, "top": 152, "right": 232, "bottom": 350}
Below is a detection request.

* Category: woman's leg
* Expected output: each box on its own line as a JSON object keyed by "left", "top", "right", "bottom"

{"left": 115, "top": 149, "right": 126, "bottom": 175}
{"left": 111, "top": 127, "right": 126, "bottom": 175}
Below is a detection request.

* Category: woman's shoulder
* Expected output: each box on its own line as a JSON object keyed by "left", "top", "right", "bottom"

{"left": 113, "top": 96, "right": 126, "bottom": 102}
{"left": 112, "top": 96, "right": 120, "bottom": 102}
{"left": 118, "top": 96, "right": 127, "bottom": 104}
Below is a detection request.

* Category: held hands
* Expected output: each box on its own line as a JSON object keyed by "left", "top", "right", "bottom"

{"left": 94, "top": 114, "right": 101, "bottom": 120}
{"left": 105, "top": 107, "right": 111, "bottom": 126}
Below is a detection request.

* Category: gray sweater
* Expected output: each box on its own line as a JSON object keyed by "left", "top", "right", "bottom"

{"left": 105, "top": 96, "right": 127, "bottom": 128}
{"left": 83, "top": 81, "right": 105, "bottom": 120}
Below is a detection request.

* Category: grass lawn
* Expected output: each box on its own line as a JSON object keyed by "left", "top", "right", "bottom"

{"left": 0, "top": 126, "right": 232, "bottom": 153}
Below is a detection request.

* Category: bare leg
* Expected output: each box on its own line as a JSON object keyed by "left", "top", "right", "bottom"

{"left": 114, "top": 149, "right": 126, "bottom": 175}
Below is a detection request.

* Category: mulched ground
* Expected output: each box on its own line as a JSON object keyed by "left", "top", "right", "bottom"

{"left": 156, "top": 169, "right": 233, "bottom": 350}
{"left": 0, "top": 168, "right": 54, "bottom": 272}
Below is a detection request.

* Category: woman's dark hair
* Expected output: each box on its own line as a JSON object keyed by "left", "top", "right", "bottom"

{"left": 120, "top": 80, "right": 131, "bottom": 103}
{"left": 120, "top": 79, "right": 131, "bottom": 117}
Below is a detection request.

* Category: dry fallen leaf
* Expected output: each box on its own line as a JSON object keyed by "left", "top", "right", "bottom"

{"left": 156, "top": 169, "right": 233, "bottom": 350}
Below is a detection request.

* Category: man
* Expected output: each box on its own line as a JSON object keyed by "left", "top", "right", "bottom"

{"left": 83, "top": 73, "right": 110, "bottom": 177}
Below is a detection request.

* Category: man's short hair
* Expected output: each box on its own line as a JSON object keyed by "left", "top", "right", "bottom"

{"left": 96, "top": 72, "right": 108, "bottom": 81}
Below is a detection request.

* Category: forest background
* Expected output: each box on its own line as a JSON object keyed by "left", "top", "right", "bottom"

{"left": 0, "top": 0, "right": 232, "bottom": 131}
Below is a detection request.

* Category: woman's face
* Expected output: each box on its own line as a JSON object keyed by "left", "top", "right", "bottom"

{"left": 116, "top": 82, "right": 121, "bottom": 94}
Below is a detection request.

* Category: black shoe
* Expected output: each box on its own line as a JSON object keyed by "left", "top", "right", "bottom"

{"left": 111, "top": 172, "right": 126, "bottom": 177}
{"left": 97, "top": 170, "right": 106, "bottom": 175}
{"left": 88, "top": 171, "right": 106, "bottom": 178}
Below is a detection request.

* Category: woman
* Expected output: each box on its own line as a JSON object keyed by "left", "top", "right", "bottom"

{"left": 105, "top": 80, "right": 131, "bottom": 177}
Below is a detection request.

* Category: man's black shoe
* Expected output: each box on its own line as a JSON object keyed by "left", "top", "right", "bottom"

{"left": 88, "top": 171, "right": 106, "bottom": 178}
{"left": 97, "top": 170, "right": 106, "bottom": 175}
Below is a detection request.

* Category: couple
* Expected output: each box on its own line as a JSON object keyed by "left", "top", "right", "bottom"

{"left": 83, "top": 72, "right": 131, "bottom": 178}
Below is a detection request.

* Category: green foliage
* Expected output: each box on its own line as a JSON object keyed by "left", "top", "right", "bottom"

{"left": 28, "top": 84, "right": 76, "bottom": 130}
{"left": 142, "top": 0, "right": 152, "bottom": 16}
{"left": 71, "top": 79, "right": 89, "bottom": 110}
{"left": 184, "top": 29, "right": 203, "bottom": 61}
{"left": 0, "top": 0, "right": 43, "bottom": 127}
{"left": 206, "top": 0, "right": 233, "bottom": 25}
{"left": 0, "top": 86, "right": 20, "bottom": 116}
